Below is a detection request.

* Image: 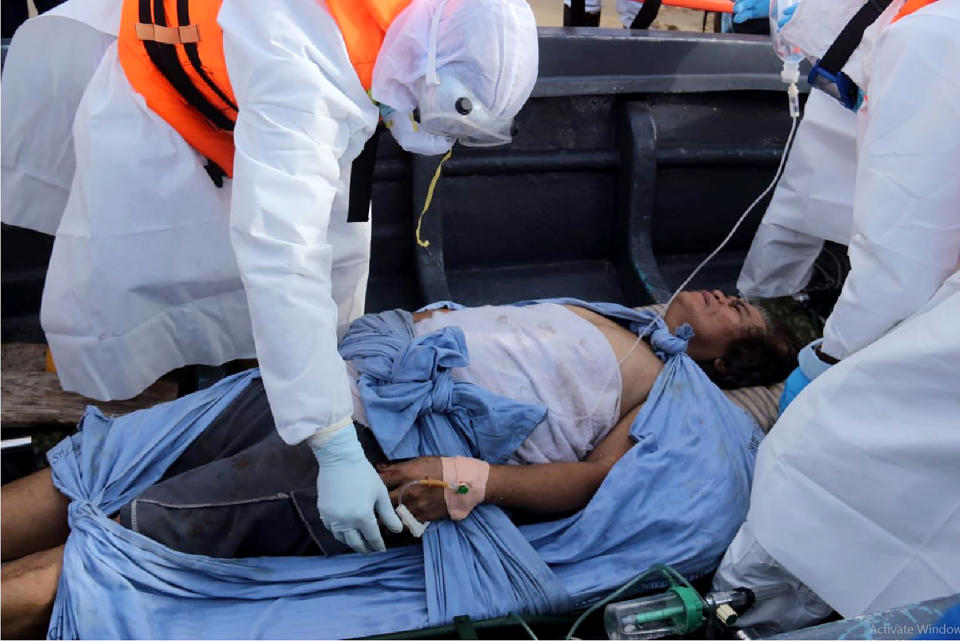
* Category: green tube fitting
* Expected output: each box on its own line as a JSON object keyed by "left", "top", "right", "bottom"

{"left": 671, "top": 586, "right": 706, "bottom": 634}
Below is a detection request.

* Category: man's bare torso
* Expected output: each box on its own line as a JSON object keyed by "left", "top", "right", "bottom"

{"left": 412, "top": 305, "right": 664, "bottom": 419}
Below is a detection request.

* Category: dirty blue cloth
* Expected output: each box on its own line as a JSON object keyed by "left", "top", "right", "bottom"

{"left": 427, "top": 298, "right": 765, "bottom": 605}
{"left": 47, "top": 301, "right": 762, "bottom": 638}
{"left": 338, "top": 309, "right": 570, "bottom": 623}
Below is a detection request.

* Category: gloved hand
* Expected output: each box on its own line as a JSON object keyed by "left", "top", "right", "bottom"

{"left": 778, "top": 339, "right": 837, "bottom": 413}
{"left": 778, "top": 366, "right": 811, "bottom": 413}
{"left": 310, "top": 426, "right": 403, "bottom": 554}
{"left": 381, "top": 105, "right": 455, "bottom": 156}
{"left": 732, "top": 0, "right": 769, "bottom": 24}
{"left": 777, "top": 3, "right": 797, "bottom": 29}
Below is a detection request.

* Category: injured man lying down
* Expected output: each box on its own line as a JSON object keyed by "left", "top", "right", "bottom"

{"left": 2, "top": 293, "right": 798, "bottom": 639}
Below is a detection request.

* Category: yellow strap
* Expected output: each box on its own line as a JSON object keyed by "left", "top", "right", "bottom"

{"left": 415, "top": 148, "right": 453, "bottom": 248}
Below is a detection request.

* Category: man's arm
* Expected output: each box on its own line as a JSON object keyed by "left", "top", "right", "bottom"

{"left": 485, "top": 405, "right": 639, "bottom": 514}
{"left": 380, "top": 405, "right": 640, "bottom": 521}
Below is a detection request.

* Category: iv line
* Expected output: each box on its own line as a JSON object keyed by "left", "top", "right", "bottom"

{"left": 558, "top": 111, "right": 802, "bottom": 423}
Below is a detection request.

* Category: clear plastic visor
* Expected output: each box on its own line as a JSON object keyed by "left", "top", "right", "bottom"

{"left": 419, "top": 0, "right": 515, "bottom": 147}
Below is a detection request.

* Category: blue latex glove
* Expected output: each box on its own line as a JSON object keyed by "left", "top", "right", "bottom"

{"left": 733, "top": 0, "right": 769, "bottom": 23}
{"left": 779, "top": 339, "right": 836, "bottom": 413}
{"left": 310, "top": 426, "right": 403, "bottom": 554}
{"left": 778, "top": 366, "right": 811, "bottom": 413}
{"left": 777, "top": 3, "right": 797, "bottom": 29}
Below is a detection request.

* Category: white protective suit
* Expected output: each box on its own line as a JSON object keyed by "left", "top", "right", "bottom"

{"left": 716, "top": 0, "right": 960, "bottom": 629}
{"left": 736, "top": 90, "right": 858, "bottom": 298}
{"left": 1, "top": 0, "right": 537, "bottom": 447}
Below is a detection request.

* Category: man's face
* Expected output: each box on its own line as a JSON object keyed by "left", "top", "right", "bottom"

{"left": 663, "top": 290, "right": 769, "bottom": 361}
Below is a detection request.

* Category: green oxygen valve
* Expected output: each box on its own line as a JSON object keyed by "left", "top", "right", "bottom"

{"left": 604, "top": 586, "right": 704, "bottom": 640}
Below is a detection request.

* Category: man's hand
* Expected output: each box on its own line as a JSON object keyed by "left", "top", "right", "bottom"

{"left": 310, "top": 427, "right": 403, "bottom": 554}
{"left": 378, "top": 457, "right": 449, "bottom": 522}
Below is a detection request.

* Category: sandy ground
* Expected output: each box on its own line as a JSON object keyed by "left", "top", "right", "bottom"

{"left": 526, "top": 0, "right": 716, "bottom": 31}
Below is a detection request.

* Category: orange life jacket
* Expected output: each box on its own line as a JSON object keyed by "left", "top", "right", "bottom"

{"left": 117, "top": 0, "right": 411, "bottom": 180}
{"left": 892, "top": 0, "right": 938, "bottom": 21}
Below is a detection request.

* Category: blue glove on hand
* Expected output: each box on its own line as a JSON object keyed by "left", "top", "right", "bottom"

{"left": 733, "top": 0, "right": 769, "bottom": 23}
{"left": 777, "top": 3, "right": 797, "bottom": 29}
{"left": 779, "top": 366, "right": 811, "bottom": 413}
{"left": 778, "top": 339, "right": 836, "bottom": 413}
{"left": 310, "top": 426, "right": 403, "bottom": 554}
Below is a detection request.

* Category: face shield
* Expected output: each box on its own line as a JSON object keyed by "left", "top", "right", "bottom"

{"left": 417, "top": 73, "right": 516, "bottom": 147}
{"left": 416, "top": 1, "right": 516, "bottom": 147}
{"left": 372, "top": 0, "right": 538, "bottom": 151}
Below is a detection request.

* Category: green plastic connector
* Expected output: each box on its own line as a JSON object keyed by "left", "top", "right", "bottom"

{"left": 670, "top": 586, "right": 705, "bottom": 634}
{"left": 455, "top": 484, "right": 469, "bottom": 494}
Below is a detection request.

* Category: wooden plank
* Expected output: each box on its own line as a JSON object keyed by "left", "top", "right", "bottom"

{"left": 2, "top": 343, "right": 48, "bottom": 373}
{"left": 2, "top": 370, "right": 178, "bottom": 429}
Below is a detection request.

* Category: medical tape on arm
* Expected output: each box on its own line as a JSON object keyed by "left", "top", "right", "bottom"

{"left": 441, "top": 456, "right": 489, "bottom": 520}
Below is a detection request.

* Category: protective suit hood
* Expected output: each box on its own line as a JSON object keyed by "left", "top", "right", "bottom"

{"left": 371, "top": 0, "right": 538, "bottom": 146}
{"left": 781, "top": 0, "right": 905, "bottom": 89}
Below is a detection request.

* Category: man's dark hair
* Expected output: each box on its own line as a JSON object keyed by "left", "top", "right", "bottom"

{"left": 698, "top": 313, "right": 800, "bottom": 389}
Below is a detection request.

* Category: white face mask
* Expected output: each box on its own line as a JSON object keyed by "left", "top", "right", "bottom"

{"left": 417, "top": 72, "right": 516, "bottom": 147}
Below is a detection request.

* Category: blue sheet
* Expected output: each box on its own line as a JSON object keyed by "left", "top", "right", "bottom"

{"left": 46, "top": 301, "right": 763, "bottom": 639}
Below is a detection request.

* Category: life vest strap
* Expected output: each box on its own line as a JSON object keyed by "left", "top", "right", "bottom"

{"left": 135, "top": 22, "right": 200, "bottom": 44}
{"left": 137, "top": 0, "right": 234, "bottom": 131}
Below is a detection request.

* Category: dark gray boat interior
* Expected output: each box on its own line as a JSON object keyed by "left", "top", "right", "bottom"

{"left": 2, "top": 28, "right": 806, "bottom": 341}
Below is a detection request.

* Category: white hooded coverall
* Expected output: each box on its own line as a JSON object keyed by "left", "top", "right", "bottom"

{"left": 3, "top": 0, "right": 380, "bottom": 445}
{"left": 736, "top": 89, "right": 858, "bottom": 298}
{"left": 716, "top": 0, "right": 960, "bottom": 629}
{"left": 2, "top": 0, "right": 539, "bottom": 447}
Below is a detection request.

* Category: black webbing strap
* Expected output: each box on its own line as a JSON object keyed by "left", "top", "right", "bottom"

{"left": 175, "top": 0, "right": 238, "bottom": 113}
{"left": 819, "top": 0, "right": 896, "bottom": 73}
{"left": 630, "top": 0, "right": 662, "bottom": 29}
{"left": 138, "top": 0, "right": 235, "bottom": 132}
{"left": 346, "top": 126, "right": 381, "bottom": 223}
{"left": 204, "top": 161, "right": 226, "bottom": 188}
{"left": 138, "top": 0, "right": 234, "bottom": 184}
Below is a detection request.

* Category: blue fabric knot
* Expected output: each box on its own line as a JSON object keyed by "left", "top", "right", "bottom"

{"left": 340, "top": 310, "right": 546, "bottom": 464}
{"left": 339, "top": 306, "right": 571, "bottom": 623}
{"left": 624, "top": 313, "right": 692, "bottom": 361}
{"left": 429, "top": 373, "right": 455, "bottom": 415}
{"left": 648, "top": 323, "right": 692, "bottom": 359}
